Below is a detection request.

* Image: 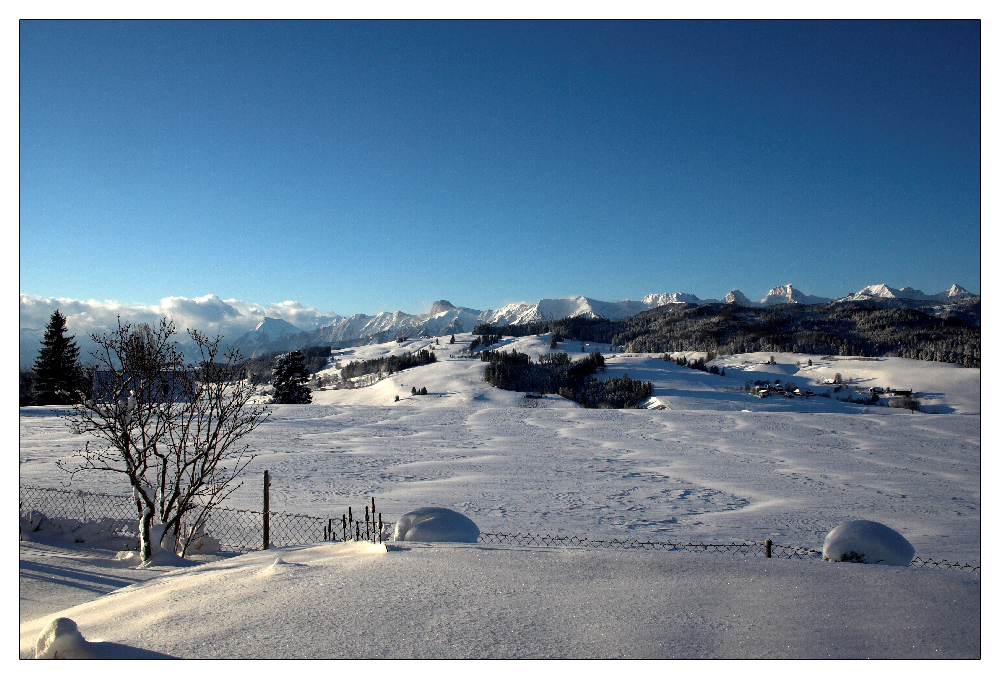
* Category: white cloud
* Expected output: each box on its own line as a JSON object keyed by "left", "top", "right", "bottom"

{"left": 19, "top": 294, "right": 339, "bottom": 342}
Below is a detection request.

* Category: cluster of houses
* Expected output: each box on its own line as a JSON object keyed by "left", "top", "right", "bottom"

{"left": 748, "top": 379, "right": 915, "bottom": 400}
{"left": 860, "top": 386, "right": 914, "bottom": 398}
{"left": 748, "top": 379, "right": 814, "bottom": 399}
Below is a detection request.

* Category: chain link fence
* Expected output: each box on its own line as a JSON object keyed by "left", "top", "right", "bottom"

{"left": 477, "top": 532, "right": 819, "bottom": 557}
{"left": 19, "top": 485, "right": 387, "bottom": 553}
{"left": 476, "top": 532, "right": 979, "bottom": 572}
{"left": 19, "top": 485, "right": 979, "bottom": 573}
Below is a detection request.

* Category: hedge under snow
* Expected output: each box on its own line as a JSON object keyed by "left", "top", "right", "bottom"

{"left": 822, "top": 520, "right": 915, "bottom": 566}
{"left": 392, "top": 507, "right": 480, "bottom": 543}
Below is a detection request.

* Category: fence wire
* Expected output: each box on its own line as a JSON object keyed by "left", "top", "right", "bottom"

{"left": 20, "top": 486, "right": 979, "bottom": 572}
{"left": 477, "top": 532, "right": 819, "bottom": 558}
{"left": 19, "top": 485, "right": 386, "bottom": 553}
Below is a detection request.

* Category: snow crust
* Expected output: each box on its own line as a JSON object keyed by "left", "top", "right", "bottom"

{"left": 823, "top": 520, "right": 916, "bottom": 566}
{"left": 19, "top": 541, "right": 979, "bottom": 659}
{"left": 393, "top": 507, "right": 480, "bottom": 542}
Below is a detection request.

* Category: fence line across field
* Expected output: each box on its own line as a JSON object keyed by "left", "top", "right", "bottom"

{"left": 18, "top": 485, "right": 980, "bottom": 573}
{"left": 18, "top": 484, "right": 388, "bottom": 552}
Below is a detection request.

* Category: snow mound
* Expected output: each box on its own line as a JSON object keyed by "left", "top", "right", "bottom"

{"left": 19, "top": 511, "right": 137, "bottom": 551}
{"left": 114, "top": 524, "right": 192, "bottom": 568}
{"left": 392, "top": 507, "right": 480, "bottom": 543}
{"left": 261, "top": 556, "right": 309, "bottom": 575}
{"left": 35, "top": 617, "right": 96, "bottom": 659}
{"left": 33, "top": 616, "right": 176, "bottom": 659}
{"left": 822, "top": 520, "right": 915, "bottom": 566}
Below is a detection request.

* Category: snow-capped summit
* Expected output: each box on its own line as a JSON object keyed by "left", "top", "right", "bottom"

{"left": 724, "top": 290, "right": 755, "bottom": 306}
{"left": 480, "top": 296, "right": 649, "bottom": 325}
{"left": 940, "top": 284, "right": 974, "bottom": 299}
{"left": 759, "top": 285, "right": 831, "bottom": 306}
{"left": 641, "top": 292, "right": 709, "bottom": 306}
{"left": 428, "top": 300, "right": 457, "bottom": 315}
{"left": 249, "top": 317, "right": 301, "bottom": 341}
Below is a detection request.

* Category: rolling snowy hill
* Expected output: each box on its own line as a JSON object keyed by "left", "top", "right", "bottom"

{"left": 18, "top": 338, "right": 980, "bottom": 658}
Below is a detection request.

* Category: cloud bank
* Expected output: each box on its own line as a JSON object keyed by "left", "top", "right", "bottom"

{"left": 19, "top": 294, "right": 339, "bottom": 343}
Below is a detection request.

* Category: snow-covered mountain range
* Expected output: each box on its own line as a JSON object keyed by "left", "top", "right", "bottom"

{"left": 229, "top": 283, "right": 976, "bottom": 356}
{"left": 18, "top": 283, "right": 977, "bottom": 366}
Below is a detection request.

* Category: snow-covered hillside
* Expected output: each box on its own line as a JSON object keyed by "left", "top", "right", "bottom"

{"left": 18, "top": 338, "right": 981, "bottom": 658}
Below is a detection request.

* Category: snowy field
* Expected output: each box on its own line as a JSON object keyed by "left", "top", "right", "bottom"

{"left": 18, "top": 334, "right": 981, "bottom": 658}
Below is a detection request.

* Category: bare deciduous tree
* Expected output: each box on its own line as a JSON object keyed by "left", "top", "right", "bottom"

{"left": 61, "top": 317, "right": 270, "bottom": 562}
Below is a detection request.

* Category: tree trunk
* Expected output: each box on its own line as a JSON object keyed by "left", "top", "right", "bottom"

{"left": 139, "top": 505, "right": 153, "bottom": 563}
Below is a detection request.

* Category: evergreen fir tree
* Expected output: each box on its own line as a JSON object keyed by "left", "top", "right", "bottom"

{"left": 32, "top": 309, "right": 84, "bottom": 405}
{"left": 271, "top": 351, "right": 312, "bottom": 404}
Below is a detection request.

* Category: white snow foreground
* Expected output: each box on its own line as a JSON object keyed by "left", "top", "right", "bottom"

{"left": 20, "top": 541, "right": 979, "bottom": 659}
{"left": 823, "top": 520, "right": 915, "bottom": 566}
{"left": 392, "top": 507, "right": 480, "bottom": 542}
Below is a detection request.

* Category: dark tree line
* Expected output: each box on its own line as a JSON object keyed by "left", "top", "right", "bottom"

{"left": 476, "top": 300, "right": 980, "bottom": 368}
{"left": 481, "top": 349, "right": 651, "bottom": 409}
{"left": 240, "top": 345, "right": 332, "bottom": 384}
{"left": 562, "top": 375, "right": 654, "bottom": 409}
{"left": 469, "top": 333, "right": 501, "bottom": 352}
{"left": 340, "top": 349, "right": 437, "bottom": 380}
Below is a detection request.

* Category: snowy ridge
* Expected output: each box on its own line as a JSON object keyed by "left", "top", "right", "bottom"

{"left": 229, "top": 283, "right": 978, "bottom": 356}
{"left": 19, "top": 283, "right": 979, "bottom": 367}
{"left": 641, "top": 292, "right": 716, "bottom": 306}
{"left": 838, "top": 283, "right": 974, "bottom": 302}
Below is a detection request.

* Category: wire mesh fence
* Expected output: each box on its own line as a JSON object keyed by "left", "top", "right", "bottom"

{"left": 909, "top": 556, "right": 981, "bottom": 573}
{"left": 19, "top": 484, "right": 136, "bottom": 524}
{"left": 476, "top": 532, "right": 980, "bottom": 572}
{"left": 19, "top": 485, "right": 979, "bottom": 573}
{"left": 19, "top": 485, "right": 387, "bottom": 553}
{"left": 477, "top": 532, "right": 820, "bottom": 558}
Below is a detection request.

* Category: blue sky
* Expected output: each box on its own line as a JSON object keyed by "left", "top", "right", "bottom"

{"left": 20, "top": 20, "right": 980, "bottom": 316}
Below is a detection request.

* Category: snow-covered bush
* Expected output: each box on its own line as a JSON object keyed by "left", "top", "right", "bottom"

{"left": 889, "top": 395, "right": 921, "bottom": 411}
{"left": 115, "top": 524, "right": 190, "bottom": 567}
{"left": 822, "top": 520, "right": 915, "bottom": 566}
{"left": 392, "top": 507, "right": 480, "bottom": 543}
{"left": 181, "top": 524, "right": 221, "bottom": 554}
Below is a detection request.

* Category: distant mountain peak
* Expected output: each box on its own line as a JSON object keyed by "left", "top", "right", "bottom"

{"left": 725, "top": 290, "right": 754, "bottom": 306}
{"left": 429, "top": 300, "right": 457, "bottom": 315}
{"left": 642, "top": 292, "right": 706, "bottom": 306}
{"left": 253, "top": 316, "right": 300, "bottom": 335}
{"left": 759, "top": 285, "right": 830, "bottom": 305}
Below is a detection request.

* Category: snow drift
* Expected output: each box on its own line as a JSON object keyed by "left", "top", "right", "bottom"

{"left": 392, "top": 507, "right": 480, "bottom": 543}
{"left": 822, "top": 520, "right": 915, "bottom": 566}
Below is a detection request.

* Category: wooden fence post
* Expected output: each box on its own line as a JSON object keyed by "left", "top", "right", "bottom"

{"left": 765, "top": 538, "right": 772, "bottom": 558}
{"left": 263, "top": 470, "right": 270, "bottom": 550}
